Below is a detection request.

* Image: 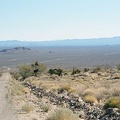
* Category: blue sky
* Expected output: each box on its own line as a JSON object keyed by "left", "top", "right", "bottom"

{"left": 0, "top": 0, "right": 120, "bottom": 41}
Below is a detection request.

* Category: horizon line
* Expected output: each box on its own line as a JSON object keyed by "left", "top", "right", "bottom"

{"left": 0, "top": 36, "right": 120, "bottom": 42}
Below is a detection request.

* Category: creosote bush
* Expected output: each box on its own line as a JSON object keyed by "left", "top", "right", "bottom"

{"left": 48, "top": 68, "right": 63, "bottom": 76}
{"left": 84, "top": 68, "right": 89, "bottom": 72}
{"left": 71, "top": 68, "right": 81, "bottom": 75}
{"left": 12, "top": 72, "right": 21, "bottom": 80}
{"left": 46, "top": 108, "right": 79, "bottom": 120}
{"left": 14, "top": 62, "right": 46, "bottom": 80}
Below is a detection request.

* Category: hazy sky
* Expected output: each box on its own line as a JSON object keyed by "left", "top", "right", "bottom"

{"left": 0, "top": 0, "right": 120, "bottom": 41}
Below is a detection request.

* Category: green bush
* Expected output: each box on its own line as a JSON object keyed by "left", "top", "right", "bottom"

{"left": 84, "top": 68, "right": 89, "bottom": 72}
{"left": 46, "top": 108, "right": 79, "bottom": 120}
{"left": 71, "top": 68, "right": 81, "bottom": 75}
{"left": 48, "top": 68, "right": 63, "bottom": 76}
{"left": 12, "top": 72, "right": 21, "bottom": 80}
{"left": 104, "top": 97, "right": 120, "bottom": 110}
{"left": 17, "top": 62, "right": 46, "bottom": 79}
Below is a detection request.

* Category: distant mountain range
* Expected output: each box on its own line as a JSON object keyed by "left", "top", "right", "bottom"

{"left": 0, "top": 36, "right": 120, "bottom": 47}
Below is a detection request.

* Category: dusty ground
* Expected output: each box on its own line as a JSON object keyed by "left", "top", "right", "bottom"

{"left": 0, "top": 73, "right": 18, "bottom": 120}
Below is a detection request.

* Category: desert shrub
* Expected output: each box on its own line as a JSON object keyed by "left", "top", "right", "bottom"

{"left": 84, "top": 68, "right": 89, "bottom": 72}
{"left": 18, "top": 62, "right": 46, "bottom": 79}
{"left": 68, "top": 88, "right": 76, "bottom": 93}
{"left": 12, "top": 72, "right": 21, "bottom": 80}
{"left": 10, "top": 79, "right": 30, "bottom": 96}
{"left": 48, "top": 68, "right": 63, "bottom": 76}
{"left": 116, "top": 64, "right": 120, "bottom": 70}
{"left": 84, "top": 95, "right": 98, "bottom": 104}
{"left": 83, "top": 89, "right": 95, "bottom": 96}
{"left": 62, "top": 86, "right": 71, "bottom": 91}
{"left": 31, "top": 61, "right": 47, "bottom": 76}
{"left": 58, "top": 86, "right": 71, "bottom": 94}
{"left": 104, "top": 97, "right": 120, "bottom": 110}
{"left": 71, "top": 68, "right": 81, "bottom": 75}
{"left": 46, "top": 108, "right": 79, "bottom": 120}
{"left": 22, "top": 103, "right": 34, "bottom": 113}
{"left": 91, "top": 64, "right": 112, "bottom": 73}
{"left": 40, "top": 103, "right": 51, "bottom": 112}
{"left": 91, "top": 65, "right": 103, "bottom": 73}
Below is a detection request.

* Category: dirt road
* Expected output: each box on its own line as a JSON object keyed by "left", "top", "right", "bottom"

{"left": 0, "top": 73, "right": 17, "bottom": 120}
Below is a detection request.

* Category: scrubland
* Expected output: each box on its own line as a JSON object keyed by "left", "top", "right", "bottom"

{"left": 8, "top": 62, "right": 120, "bottom": 120}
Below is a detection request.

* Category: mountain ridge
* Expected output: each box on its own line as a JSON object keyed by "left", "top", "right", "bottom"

{"left": 0, "top": 36, "right": 120, "bottom": 47}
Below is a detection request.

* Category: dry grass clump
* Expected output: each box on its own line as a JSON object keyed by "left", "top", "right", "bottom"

{"left": 40, "top": 103, "right": 51, "bottom": 112}
{"left": 10, "top": 79, "right": 30, "bottom": 96}
{"left": 46, "top": 108, "right": 79, "bottom": 120}
{"left": 68, "top": 88, "right": 76, "bottom": 93}
{"left": 83, "top": 95, "right": 98, "bottom": 104}
{"left": 57, "top": 86, "right": 71, "bottom": 93}
{"left": 61, "top": 86, "right": 71, "bottom": 91}
{"left": 104, "top": 97, "right": 120, "bottom": 110}
{"left": 81, "top": 79, "right": 120, "bottom": 102}
{"left": 22, "top": 103, "right": 34, "bottom": 113}
{"left": 82, "top": 89, "right": 95, "bottom": 96}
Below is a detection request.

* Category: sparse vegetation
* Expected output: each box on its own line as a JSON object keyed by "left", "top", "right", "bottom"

{"left": 84, "top": 95, "right": 98, "bottom": 104}
{"left": 71, "top": 67, "right": 81, "bottom": 75}
{"left": 57, "top": 86, "right": 71, "bottom": 93}
{"left": 40, "top": 103, "right": 51, "bottom": 112}
{"left": 104, "top": 97, "right": 120, "bottom": 110}
{"left": 116, "top": 64, "right": 120, "bottom": 70}
{"left": 22, "top": 103, "right": 34, "bottom": 113}
{"left": 46, "top": 108, "right": 79, "bottom": 120}
{"left": 8, "top": 63, "right": 120, "bottom": 120}
{"left": 84, "top": 68, "right": 89, "bottom": 72}
{"left": 10, "top": 80, "right": 29, "bottom": 96}
{"left": 48, "top": 68, "right": 63, "bottom": 76}
{"left": 91, "top": 65, "right": 102, "bottom": 73}
{"left": 13, "top": 62, "right": 46, "bottom": 80}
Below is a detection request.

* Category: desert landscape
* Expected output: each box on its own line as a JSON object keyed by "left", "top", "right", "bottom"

{"left": 0, "top": 46, "right": 120, "bottom": 120}
{"left": 0, "top": 60, "right": 119, "bottom": 120}
{"left": 0, "top": 1, "right": 120, "bottom": 119}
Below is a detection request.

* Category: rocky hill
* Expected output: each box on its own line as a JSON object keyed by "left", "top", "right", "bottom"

{"left": 0, "top": 47, "right": 31, "bottom": 53}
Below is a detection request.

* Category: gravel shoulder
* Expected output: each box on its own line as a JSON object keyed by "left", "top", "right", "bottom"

{"left": 0, "top": 73, "right": 18, "bottom": 120}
